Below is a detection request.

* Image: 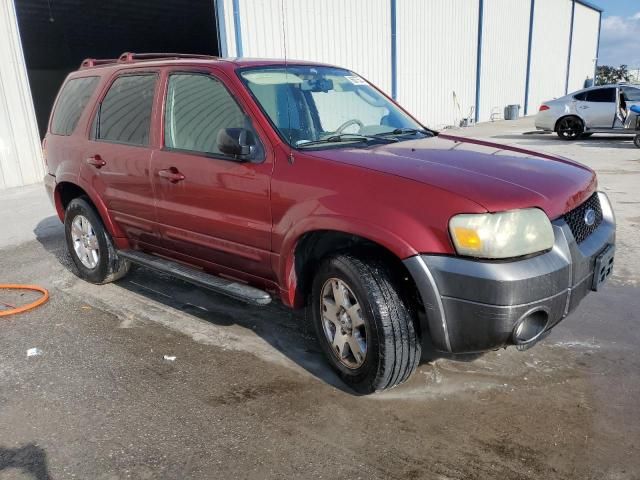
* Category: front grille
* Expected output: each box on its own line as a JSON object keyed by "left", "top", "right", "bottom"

{"left": 563, "top": 192, "right": 603, "bottom": 243}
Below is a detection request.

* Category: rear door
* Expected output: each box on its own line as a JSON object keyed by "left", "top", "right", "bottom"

{"left": 81, "top": 71, "right": 161, "bottom": 248}
{"left": 577, "top": 87, "right": 616, "bottom": 128}
{"left": 150, "top": 68, "right": 274, "bottom": 281}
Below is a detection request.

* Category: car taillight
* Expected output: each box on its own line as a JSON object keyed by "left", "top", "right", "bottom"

{"left": 539, "top": 105, "right": 550, "bottom": 112}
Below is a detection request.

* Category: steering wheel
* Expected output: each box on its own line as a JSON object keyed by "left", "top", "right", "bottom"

{"left": 335, "top": 119, "right": 364, "bottom": 134}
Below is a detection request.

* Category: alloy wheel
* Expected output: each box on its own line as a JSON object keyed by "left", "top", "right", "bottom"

{"left": 71, "top": 214, "right": 100, "bottom": 269}
{"left": 557, "top": 117, "right": 583, "bottom": 139}
{"left": 320, "top": 278, "right": 367, "bottom": 369}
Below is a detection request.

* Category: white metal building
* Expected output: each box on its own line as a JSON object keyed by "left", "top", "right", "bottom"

{"left": 0, "top": 0, "right": 601, "bottom": 190}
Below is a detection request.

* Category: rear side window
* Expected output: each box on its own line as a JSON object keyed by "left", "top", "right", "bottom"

{"left": 585, "top": 88, "right": 616, "bottom": 103}
{"left": 50, "top": 76, "right": 99, "bottom": 135}
{"left": 574, "top": 92, "right": 588, "bottom": 101}
{"left": 94, "top": 74, "right": 157, "bottom": 146}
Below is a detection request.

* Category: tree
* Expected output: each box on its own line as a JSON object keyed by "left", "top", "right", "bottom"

{"left": 596, "top": 65, "right": 631, "bottom": 85}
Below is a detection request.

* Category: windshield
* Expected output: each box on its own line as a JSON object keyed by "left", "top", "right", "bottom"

{"left": 239, "top": 65, "right": 428, "bottom": 149}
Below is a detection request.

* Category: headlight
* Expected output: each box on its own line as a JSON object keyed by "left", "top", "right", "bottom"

{"left": 449, "top": 208, "right": 554, "bottom": 259}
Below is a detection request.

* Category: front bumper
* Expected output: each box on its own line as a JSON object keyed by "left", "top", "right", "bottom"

{"left": 404, "top": 192, "right": 616, "bottom": 353}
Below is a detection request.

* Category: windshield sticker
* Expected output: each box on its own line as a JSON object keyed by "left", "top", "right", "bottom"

{"left": 345, "top": 75, "right": 368, "bottom": 86}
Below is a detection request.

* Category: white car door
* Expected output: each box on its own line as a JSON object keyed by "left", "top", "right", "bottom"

{"left": 615, "top": 86, "right": 640, "bottom": 128}
{"left": 577, "top": 87, "right": 616, "bottom": 129}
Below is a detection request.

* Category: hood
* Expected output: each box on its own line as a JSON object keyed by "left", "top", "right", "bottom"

{"left": 304, "top": 134, "right": 596, "bottom": 219}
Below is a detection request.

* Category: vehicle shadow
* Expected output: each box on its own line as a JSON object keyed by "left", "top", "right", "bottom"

{"left": 487, "top": 133, "right": 639, "bottom": 149}
{"left": 0, "top": 443, "right": 52, "bottom": 480}
{"left": 34, "top": 216, "right": 457, "bottom": 394}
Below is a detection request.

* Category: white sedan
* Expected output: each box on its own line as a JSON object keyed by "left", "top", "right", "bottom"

{"left": 535, "top": 84, "right": 640, "bottom": 139}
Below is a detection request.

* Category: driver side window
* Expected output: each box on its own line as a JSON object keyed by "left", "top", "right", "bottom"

{"left": 164, "top": 73, "right": 248, "bottom": 156}
{"left": 623, "top": 87, "right": 640, "bottom": 102}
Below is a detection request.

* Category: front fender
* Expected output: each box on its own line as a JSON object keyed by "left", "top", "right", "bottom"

{"left": 276, "top": 214, "right": 444, "bottom": 307}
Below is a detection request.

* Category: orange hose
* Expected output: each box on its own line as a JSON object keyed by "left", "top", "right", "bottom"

{"left": 0, "top": 284, "right": 49, "bottom": 317}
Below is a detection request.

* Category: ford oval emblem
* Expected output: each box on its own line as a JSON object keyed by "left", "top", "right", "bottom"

{"left": 584, "top": 208, "right": 596, "bottom": 226}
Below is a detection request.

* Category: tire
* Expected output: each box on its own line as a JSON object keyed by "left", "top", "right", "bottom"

{"left": 634, "top": 134, "right": 640, "bottom": 148}
{"left": 556, "top": 116, "right": 584, "bottom": 140}
{"left": 310, "top": 254, "right": 421, "bottom": 394}
{"left": 64, "top": 197, "right": 130, "bottom": 284}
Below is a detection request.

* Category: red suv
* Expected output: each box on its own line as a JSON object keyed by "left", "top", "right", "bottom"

{"left": 44, "top": 53, "right": 616, "bottom": 393}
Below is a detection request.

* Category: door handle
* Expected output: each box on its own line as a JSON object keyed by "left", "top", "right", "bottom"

{"left": 579, "top": 106, "right": 590, "bottom": 109}
{"left": 158, "top": 168, "right": 185, "bottom": 183}
{"left": 86, "top": 155, "right": 106, "bottom": 168}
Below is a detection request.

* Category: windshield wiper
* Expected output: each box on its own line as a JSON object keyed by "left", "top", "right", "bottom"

{"left": 297, "top": 134, "right": 397, "bottom": 148}
{"left": 373, "top": 128, "right": 432, "bottom": 138}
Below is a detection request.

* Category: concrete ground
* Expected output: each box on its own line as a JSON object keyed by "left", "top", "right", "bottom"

{"left": 0, "top": 117, "right": 639, "bottom": 479}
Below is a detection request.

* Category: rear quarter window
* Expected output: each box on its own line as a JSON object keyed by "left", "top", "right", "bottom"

{"left": 50, "top": 76, "right": 100, "bottom": 135}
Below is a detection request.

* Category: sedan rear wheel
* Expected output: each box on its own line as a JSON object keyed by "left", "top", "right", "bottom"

{"left": 556, "top": 116, "right": 584, "bottom": 140}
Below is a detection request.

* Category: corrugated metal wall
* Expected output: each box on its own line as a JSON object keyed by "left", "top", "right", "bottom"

{"left": 527, "top": 0, "right": 573, "bottom": 113}
{"left": 478, "top": 0, "right": 531, "bottom": 122}
{"left": 567, "top": 2, "right": 600, "bottom": 93}
{"left": 0, "top": 0, "right": 43, "bottom": 190}
{"left": 396, "top": 0, "right": 479, "bottom": 129}
{"left": 223, "top": 0, "right": 392, "bottom": 95}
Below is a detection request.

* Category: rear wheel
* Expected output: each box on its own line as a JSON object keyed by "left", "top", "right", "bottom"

{"left": 64, "top": 197, "right": 130, "bottom": 284}
{"left": 556, "top": 116, "right": 584, "bottom": 140}
{"left": 310, "top": 254, "right": 421, "bottom": 394}
{"left": 634, "top": 134, "right": 640, "bottom": 148}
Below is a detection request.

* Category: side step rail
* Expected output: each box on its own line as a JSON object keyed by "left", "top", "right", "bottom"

{"left": 118, "top": 250, "right": 272, "bottom": 306}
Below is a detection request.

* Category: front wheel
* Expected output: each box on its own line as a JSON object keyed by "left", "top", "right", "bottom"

{"left": 556, "top": 116, "right": 584, "bottom": 140}
{"left": 64, "top": 197, "right": 130, "bottom": 284}
{"left": 310, "top": 255, "right": 421, "bottom": 394}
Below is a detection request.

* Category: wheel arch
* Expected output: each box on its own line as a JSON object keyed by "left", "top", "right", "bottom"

{"left": 54, "top": 181, "right": 127, "bottom": 246}
{"left": 282, "top": 229, "right": 424, "bottom": 335}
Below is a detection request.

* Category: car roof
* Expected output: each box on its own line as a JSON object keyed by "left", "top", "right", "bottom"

{"left": 567, "top": 84, "right": 639, "bottom": 96}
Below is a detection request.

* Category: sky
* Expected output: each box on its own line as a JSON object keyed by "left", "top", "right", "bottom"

{"left": 597, "top": 0, "right": 640, "bottom": 67}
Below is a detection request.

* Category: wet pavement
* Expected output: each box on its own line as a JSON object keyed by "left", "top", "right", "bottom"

{"left": 1, "top": 118, "right": 639, "bottom": 479}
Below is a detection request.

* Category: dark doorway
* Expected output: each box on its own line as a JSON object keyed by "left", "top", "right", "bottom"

{"left": 15, "top": 0, "right": 219, "bottom": 138}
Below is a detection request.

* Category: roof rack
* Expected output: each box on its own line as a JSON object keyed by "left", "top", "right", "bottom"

{"left": 79, "top": 58, "right": 119, "bottom": 69}
{"left": 79, "top": 52, "right": 218, "bottom": 69}
{"left": 117, "top": 52, "right": 218, "bottom": 63}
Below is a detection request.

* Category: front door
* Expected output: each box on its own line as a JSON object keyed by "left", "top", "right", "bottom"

{"left": 614, "top": 86, "right": 640, "bottom": 128}
{"left": 577, "top": 87, "right": 616, "bottom": 129}
{"left": 151, "top": 70, "right": 274, "bottom": 281}
{"left": 82, "top": 72, "right": 161, "bottom": 248}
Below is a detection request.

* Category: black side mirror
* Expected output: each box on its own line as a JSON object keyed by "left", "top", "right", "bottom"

{"left": 217, "top": 128, "right": 256, "bottom": 160}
